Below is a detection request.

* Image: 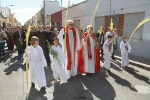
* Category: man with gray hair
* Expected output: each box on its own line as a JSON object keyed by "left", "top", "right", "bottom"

{"left": 44, "top": 24, "right": 56, "bottom": 65}
{"left": 78, "top": 25, "right": 100, "bottom": 76}
{"left": 58, "top": 20, "right": 80, "bottom": 77}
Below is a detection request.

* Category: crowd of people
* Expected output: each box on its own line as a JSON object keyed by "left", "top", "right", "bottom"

{"left": 0, "top": 20, "right": 131, "bottom": 91}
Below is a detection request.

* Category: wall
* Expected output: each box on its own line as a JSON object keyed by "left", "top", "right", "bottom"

{"left": 44, "top": 0, "right": 64, "bottom": 17}
{"left": 86, "top": 0, "right": 150, "bottom": 59}
{"left": 36, "top": 10, "right": 41, "bottom": 25}
{"left": 45, "top": 16, "right": 51, "bottom": 25}
{"left": 0, "top": 14, "right": 7, "bottom": 27}
{"left": 10, "top": 13, "right": 14, "bottom": 27}
{"left": 62, "top": 1, "right": 87, "bottom": 30}
{"left": 0, "top": 7, "right": 11, "bottom": 26}
{"left": 51, "top": 10, "right": 62, "bottom": 29}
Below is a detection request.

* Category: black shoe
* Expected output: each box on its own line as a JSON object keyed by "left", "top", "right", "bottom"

{"left": 125, "top": 66, "right": 128, "bottom": 69}
{"left": 88, "top": 73, "right": 92, "bottom": 77}
{"left": 103, "top": 67, "right": 107, "bottom": 70}
{"left": 107, "top": 69, "right": 111, "bottom": 73}
{"left": 18, "top": 56, "right": 21, "bottom": 60}
{"left": 31, "top": 83, "right": 35, "bottom": 88}
{"left": 112, "top": 58, "right": 116, "bottom": 61}
{"left": 41, "top": 87, "right": 46, "bottom": 91}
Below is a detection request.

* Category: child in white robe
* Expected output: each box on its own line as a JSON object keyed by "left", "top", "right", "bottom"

{"left": 103, "top": 35, "right": 113, "bottom": 71}
{"left": 49, "top": 37, "right": 70, "bottom": 82}
{"left": 120, "top": 36, "right": 131, "bottom": 68}
{"left": 24, "top": 36, "right": 47, "bottom": 91}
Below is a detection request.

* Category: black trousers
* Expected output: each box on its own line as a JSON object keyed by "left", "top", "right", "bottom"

{"left": 100, "top": 44, "right": 104, "bottom": 58}
{"left": 112, "top": 44, "right": 116, "bottom": 59}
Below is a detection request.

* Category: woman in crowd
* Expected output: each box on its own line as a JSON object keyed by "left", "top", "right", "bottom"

{"left": 6, "top": 27, "right": 14, "bottom": 56}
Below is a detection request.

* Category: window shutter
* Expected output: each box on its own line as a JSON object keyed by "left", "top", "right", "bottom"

{"left": 118, "top": 14, "right": 124, "bottom": 37}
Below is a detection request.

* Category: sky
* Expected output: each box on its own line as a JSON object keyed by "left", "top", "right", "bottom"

{"left": 0, "top": 0, "right": 85, "bottom": 25}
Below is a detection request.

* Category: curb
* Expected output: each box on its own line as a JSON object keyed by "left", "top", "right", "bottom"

{"left": 114, "top": 55, "right": 150, "bottom": 71}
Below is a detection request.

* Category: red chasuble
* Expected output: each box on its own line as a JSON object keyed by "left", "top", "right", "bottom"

{"left": 78, "top": 32, "right": 100, "bottom": 74}
{"left": 64, "top": 26, "right": 77, "bottom": 70}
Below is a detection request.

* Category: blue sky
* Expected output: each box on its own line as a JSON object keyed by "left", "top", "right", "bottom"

{"left": 1, "top": 0, "right": 85, "bottom": 25}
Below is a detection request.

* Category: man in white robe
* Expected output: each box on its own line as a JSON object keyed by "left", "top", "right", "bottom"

{"left": 120, "top": 36, "right": 131, "bottom": 68}
{"left": 103, "top": 35, "right": 113, "bottom": 71}
{"left": 58, "top": 20, "right": 80, "bottom": 76}
{"left": 25, "top": 36, "right": 47, "bottom": 90}
{"left": 49, "top": 38, "right": 70, "bottom": 82}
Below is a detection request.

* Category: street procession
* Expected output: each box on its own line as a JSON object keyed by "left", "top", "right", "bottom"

{"left": 0, "top": 0, "right": 150, "bottom": 100}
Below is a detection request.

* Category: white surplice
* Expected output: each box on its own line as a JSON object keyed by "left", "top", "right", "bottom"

{"left": 82, "top": 35, "right": 95, "bottom": 73}
{"left": 49, "top": 45, "right": 70, "bottom": 81}
{"left": 25, "top": 45, "right": 47, "bottom": 89}
{"left": 120, "top": 41, "right": 131, "bottom": 67}
{"left": 103, "top": 40, "right": 113, "bottom": 70}
{"left": 58, "top": 28, "right": 80, "bottom": 76}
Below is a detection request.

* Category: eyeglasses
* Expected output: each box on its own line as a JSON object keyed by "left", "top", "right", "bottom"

{"left": 68, "top": 24, "right": 74, "bottom": 26}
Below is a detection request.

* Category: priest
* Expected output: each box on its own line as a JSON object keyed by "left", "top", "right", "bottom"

{"left": 78, "top": 25, "right": 100, "bottom": 75}
{"left": 58, "top": 20, "right": 80, "bottom": 76}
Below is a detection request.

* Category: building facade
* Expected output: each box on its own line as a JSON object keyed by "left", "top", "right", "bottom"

{"left": 45, "top": 15, "right": 51, "bottom": 25}
{"left": 62, "top": 1, "right": 87, "bottom": 30}
{"left": 0, "top": 7, "right": 12, "bottom": 28}
{"left": 43, "top": 0, "right": 64, "bottom": 25}
{"left": 0, "top": 12, "right": 7, "bottom": 28}
{"left": 51, "top": 10, "right": 62, "bottom": 29}
{"left": 86, "top": 0, "right": 150, "bottom": 59}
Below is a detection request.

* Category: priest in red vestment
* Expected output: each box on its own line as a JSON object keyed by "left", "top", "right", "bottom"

{"left": 78, "top": 25, "right": 100, "bottom": 75}
{"left": 58, "top": 20, "right": 80, "bottom": 77}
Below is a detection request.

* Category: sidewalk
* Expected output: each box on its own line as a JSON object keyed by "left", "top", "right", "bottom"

{"left": 114, "top": 51, "right": 150, "bottom": 71}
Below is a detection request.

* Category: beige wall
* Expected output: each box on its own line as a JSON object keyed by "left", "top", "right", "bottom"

{"left": 0, "top": 16, "right": 7, "bottom": 26}
{"left": 45, "top": 16, "right": 51, "bottom": 25}
{"left": 10, "top": 13, "right": 14, "bottom": 27}
{"left": 62, "top": 1, "right": 87, "bottom": 30}
{"left": 36, "top": 10, "right": 41, "bottom": 25}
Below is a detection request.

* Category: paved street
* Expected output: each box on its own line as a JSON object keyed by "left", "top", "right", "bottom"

{"left": 0, "top": 46, "right": 150, "bottom": 100}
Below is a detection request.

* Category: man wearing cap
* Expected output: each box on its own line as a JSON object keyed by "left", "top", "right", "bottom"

{"left": 13, "top": 25, "right": 26, "bottom": 60}
{"left": 120, "top": 36, "right": 131, "bottom": 68}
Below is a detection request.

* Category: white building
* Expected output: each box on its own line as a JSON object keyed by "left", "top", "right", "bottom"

{"left": 62, "top": 1, "right": 87, "bottom": 30}
{"left": 0, "top": 7, "right": 11, "bottom": 27}
{"left": 43, "top": 0, "right": 64, "bottom": 17}
{"left": 86, "top": 0, "right": 150, "bottom": 59}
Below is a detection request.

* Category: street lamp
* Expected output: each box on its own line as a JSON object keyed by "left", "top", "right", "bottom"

{"left": 6, "top": 5, "right": 14, "bottom": 7}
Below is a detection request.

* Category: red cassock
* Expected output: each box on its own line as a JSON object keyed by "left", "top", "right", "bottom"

{"left": 78, "top": 32, "right": 100, "bottom": 74}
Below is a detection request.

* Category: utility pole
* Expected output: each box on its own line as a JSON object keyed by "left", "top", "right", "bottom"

{"left": 61, "top": 0, "right": 62, "bottom": 7}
